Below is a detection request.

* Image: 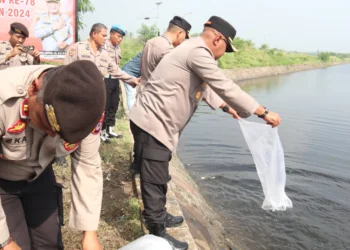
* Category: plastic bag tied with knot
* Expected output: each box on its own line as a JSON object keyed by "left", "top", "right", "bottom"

{"left": 239, "top": 119, "right": 293, "bottom": 211}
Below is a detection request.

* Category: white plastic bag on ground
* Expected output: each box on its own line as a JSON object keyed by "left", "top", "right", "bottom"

{"left": 119, "top": 235, "right": 172, "bottom": 250}
{"left": 238, "top": 119, "right": 292, "bottom": 211}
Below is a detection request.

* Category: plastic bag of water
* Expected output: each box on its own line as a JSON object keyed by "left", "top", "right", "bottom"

{"left": 238, "top": 119, "right": 293, "bottom": 211}
{"left": 119, "top": 235, "right": 172, "bottom": 250}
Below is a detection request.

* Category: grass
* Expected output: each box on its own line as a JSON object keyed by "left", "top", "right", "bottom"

{"left": 53, "top": 109, "right": 143, "bottom": 249}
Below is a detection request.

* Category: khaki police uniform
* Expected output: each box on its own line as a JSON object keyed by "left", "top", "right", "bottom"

{"left": 0, "top": 65, "right": 103, "bottom": 247}
{"left": 34, "top": 13, "right": 74, "bottom": 51}
{"left": 129, "top": 36, "right": 259, "bottom": 225}
{"left": 140, "top": 35, "right": 173, "bottom": 87}
{"left": 64, "top": 40, "right": 135, "bottom": 84}
{"left": 0, "top": 41, "right": 39, "bottom": 70}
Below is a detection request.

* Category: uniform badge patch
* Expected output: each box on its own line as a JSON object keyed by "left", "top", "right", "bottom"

{"left": 21, "top": 98, "right": 29, "bottom": 118}
{"left": 195, "top": 90, "right": 203, "bottom": 100}
{"left": 63, "top": 142, "right": 79, "bottom": 151}
{"left": 92, "top": 113, "right": 104, "bottom": 135}
{"left": 7, "top": 120, "right": 27, "bottom": 134}
{"left": 69, "top": 48, "right": 75, "bottom": 56}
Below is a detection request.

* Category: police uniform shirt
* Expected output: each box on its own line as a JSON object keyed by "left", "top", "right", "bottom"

{"left": 0, "top": 65, "right": 103, "bottom": 242}
{"left": 0, "top": 41, "right": 38, "bottom": 70}
{"left": 64, "top": 40, "right": 135, "bottom": 84}
{"left": 34, "top": 13, "right": 74, "bottom": 51}
{"left": 105, "top": 40, "right": 121, "bottom": 79}
{"left": 140, "top": 35, "right": 173, "bottom": 86}
{"left": 106, "top": 40, "right": 121, "bottom": 66}
{"left": 129, "top": 37, "right": 259, "bottom": 152}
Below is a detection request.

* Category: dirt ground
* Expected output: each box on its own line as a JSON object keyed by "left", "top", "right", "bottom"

{"left": 53, "top": 115, "right": 142, "bottom": 250}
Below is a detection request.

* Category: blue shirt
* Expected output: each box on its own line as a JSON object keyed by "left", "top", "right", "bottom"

{"left": 122, "top": 52, "right": 142, "bottom": 78}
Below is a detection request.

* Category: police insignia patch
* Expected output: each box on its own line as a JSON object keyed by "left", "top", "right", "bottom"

{"left": 69, "top": 49, "right": 75, "bottom": 56}
{"left": 195, "top": 90, "right": 203, "bottom": 100}
{"left": 63, "top": 142, "right": 79, "bottom": 151}
{"left": 21, "top": 98, "right": 29, "bottom": 118}
{"left": 45, "top": 104, "right": 60, "bottom": 132}
{"left": 92, "top": 113, "right": 104, "bottom": 135}
{"left": 7, "top": 120, "right": 27, "bottom": 134}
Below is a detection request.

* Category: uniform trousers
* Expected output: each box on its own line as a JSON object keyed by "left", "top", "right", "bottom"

{"left": 0, "top": 166, "right": 64, "bottom": 250}
{"left": 103, "top": 77, "right": 120, "bottom": 129}
{"left": 130, "top": 121, "right": 172, "bottom": 224}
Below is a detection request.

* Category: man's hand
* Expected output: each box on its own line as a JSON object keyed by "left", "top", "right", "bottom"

{"left": 3, "top": 241, "right": 21, "bottom": 250}
{"left": 6, "top": 44, "right": 23, "bottom": 60}
{"left": 228, "top": 107, "right": 241, "bottom": 120}
{"left": 31, "top": 50, "right": 40, "bottom": 58}
{"left": 52, "top": 19, "right": 65, "bottom": 31}
{"left": 263, "top": 111, "right": 281, "bottom": 128}
{"left": 82, "top": 231, "right": 102, "bottom": 250}
{"left": 134, "top": 77, "right": 141, "bottom": 86}
{"left": 57, "top": 41, "right": 68, "bottom": 50}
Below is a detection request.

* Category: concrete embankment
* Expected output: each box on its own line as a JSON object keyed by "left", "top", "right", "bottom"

{"left": 223, "top": 62, "right": 345, "bottom": 82}
{"left": 121, "top": 62, "right": 345, "bottom": 250}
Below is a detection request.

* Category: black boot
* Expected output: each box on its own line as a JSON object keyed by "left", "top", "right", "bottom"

{"left": 148, "top": 223, "right": 188, "bottom": 250}
{"left": 165, "top": 212, "right": 184, "bottom": 228}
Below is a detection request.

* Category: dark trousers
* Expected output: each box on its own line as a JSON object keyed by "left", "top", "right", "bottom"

{"left": 103, "top": 77, "right": 120, "bottom": 129}
{"left": 130, "top": 121, "right": 172, "bottom": 224}
{"left": 0, "top": 166, "right": 64, "bottom": 250}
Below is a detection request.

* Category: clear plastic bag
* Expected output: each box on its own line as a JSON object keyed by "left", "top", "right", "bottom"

{"left": 238, "top": 119, "right": 293, "bottom": 211}
{"left": 119, "top": 235, "right": 172, "bottom": 250}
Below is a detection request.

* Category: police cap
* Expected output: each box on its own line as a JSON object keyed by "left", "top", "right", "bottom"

{"left": 204, "top": 16, "right": 238, "bottom": 52}
{"left": 170, "top": 16, "right": 192, "bottom": 38}
{"left": 43, "top": 60, "right": 106, "bottom": 143}
{"left": 111, "top": 24, "right": 125, "bottom": 36}
{"left": 10, "top": 22, "right": 29, "bottom": 38}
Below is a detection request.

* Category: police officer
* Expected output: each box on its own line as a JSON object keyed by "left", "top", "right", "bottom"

{"left": 34, "top": 0, "right": 74, "bottom": 51}
{"left": 0, "top": 23, "right": 40, "bottom": 70}
{"left": 0, "top": 61, "right": 105, "bottom": 250}
{"left": 103, "top": 24, "right": 126, "bottom": 140}
{"left": 64, "top": 23, "right": 139, "bottom": 143}
{"left": 129, "top": 16, "right": 281, "bottom": 250}
{"left": 139, "top": 16, "right": 191, "bottom": 89}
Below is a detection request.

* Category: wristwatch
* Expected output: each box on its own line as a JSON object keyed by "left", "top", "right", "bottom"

{"left": 257, "top": 106, "right": 269, "bottom": 118}
{"left": 222, "top": 104, "right": 230, "bottom": 113}
{"left": 0, "top": 236, "right": 13, "bottom": 249}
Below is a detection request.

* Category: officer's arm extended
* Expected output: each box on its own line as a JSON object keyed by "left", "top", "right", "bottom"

{"left": 188, "top": 47, "right": 259, "bottom": 117}
{"left": 108, "top": 58, "right": 138, "bottom": 87}
{"left": 69, "top": 133, "right": 103, "bottom": 232}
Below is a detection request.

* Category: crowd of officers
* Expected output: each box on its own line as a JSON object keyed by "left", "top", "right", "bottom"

{"left": 0, "top": 13, "right": 281, "bottom": 250}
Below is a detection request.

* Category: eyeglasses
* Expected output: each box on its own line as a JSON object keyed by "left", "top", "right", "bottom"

{"left": 213, "top": 30, "right": 228, "bottom": 44}
{"left": 213, "top": 30, "right": 238, "bottom": 52}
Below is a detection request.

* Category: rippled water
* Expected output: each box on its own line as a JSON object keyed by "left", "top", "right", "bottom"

{"left": 178, "top": 65, "right": 350, "bottom": 250}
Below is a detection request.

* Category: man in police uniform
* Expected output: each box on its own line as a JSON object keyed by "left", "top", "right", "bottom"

{"left": 0, "top": 61, "right": 105, "bottom": 250}
{"left": 103, "top": 24, "right": 126, "bottom": 141}
{"left": 34, "top": 0, "right": 74, "bottom": 51}
{"left": 139, "top": 16, "right": 191, "bottom": 90}
{"left": 129, "top": 16, "right": 281, "bottom": 250}
{"left": 64, "top": 23, "right": 139, "bottom": 143}
{"left": 0, "top": 23, "right": 40, "bottom": 70}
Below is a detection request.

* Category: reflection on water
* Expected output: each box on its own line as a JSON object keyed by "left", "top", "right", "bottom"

{"left": 178, "top": 65, "right": 350, "bottom": 250}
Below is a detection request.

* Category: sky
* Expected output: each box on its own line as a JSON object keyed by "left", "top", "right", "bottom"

{"left": 80, "top": 0, "right": 350, "bottom": 53}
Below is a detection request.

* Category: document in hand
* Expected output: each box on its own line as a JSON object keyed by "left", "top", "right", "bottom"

{"left": 239, "top": 119, "right": 293, "bottom": 211}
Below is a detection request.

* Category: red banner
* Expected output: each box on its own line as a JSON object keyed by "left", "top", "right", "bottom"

{"left": 0, "top": 0, "right": 77, "bottom": 59}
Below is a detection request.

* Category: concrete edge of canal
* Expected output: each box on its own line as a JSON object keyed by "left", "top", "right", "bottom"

{"left": 119, "top": 62, "right": 347, "bottom": 250}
